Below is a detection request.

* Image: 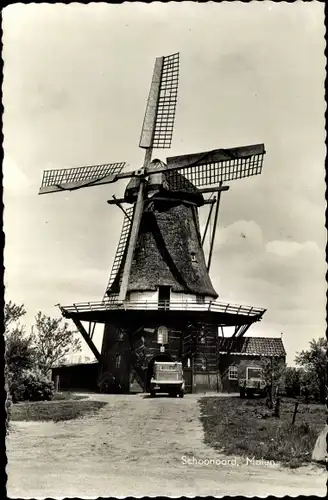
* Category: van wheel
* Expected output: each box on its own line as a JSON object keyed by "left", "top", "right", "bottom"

{"left": 150, "top": 390, "right": 155, "bottom": 398}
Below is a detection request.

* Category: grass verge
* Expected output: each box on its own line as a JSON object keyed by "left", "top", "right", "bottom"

{"left": 200, "top": 396, "right": 326, "bottom": 468}
{"left": 11, "top": 399, "right": 107, "bottom": 422}
{"left": 53, "top": 392, "right": 87, "bottom": 401}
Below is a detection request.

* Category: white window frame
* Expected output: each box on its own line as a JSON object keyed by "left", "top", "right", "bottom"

{"left": 228, "top": 365, "right": 238, "bottom": 380}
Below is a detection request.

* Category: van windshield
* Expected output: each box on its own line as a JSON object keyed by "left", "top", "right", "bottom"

{"left": 247, "top": 368, "right": 262, "bottom": 380}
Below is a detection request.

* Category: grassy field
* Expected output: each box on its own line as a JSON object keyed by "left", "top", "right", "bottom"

{"left": 11, "top": 397, "right": 107, "bottom": 422}
{"left": 200, "top": 396, "right": 326, "bottom": 468}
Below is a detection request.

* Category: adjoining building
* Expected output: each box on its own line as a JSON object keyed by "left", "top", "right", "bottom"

{"left": 218, "top": 336, "right": 286, "bottom": 393}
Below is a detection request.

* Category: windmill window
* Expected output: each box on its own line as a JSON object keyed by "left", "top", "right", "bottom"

{"left": 157, "top": 325, "right": 168, "bottom": 345}
{"left": 196, "top": 295, "right": 205, "bottom": 304}
{"left": 228, "top": 366, "right": 238, "bottom": 380}
{"left": 115, "top": 354, "right": 121, "bottom": 368}
{"left": 191, "top": 252, "right": 197, "bottom": 263}
{"left": 158, "top": 286, "right": 170, "bottom": 310}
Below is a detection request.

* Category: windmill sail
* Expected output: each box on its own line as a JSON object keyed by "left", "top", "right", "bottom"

{"left": 139, "top": 53, "right": 179, "bottom": 150}
{"left": 166, "top": 144, "right": 265, "bottom": 189}
{"left": 39, "top": 162, "right": 126, "bottom": 194}
{"left": 104, "top": 206, "right": 135, "bottom": 298}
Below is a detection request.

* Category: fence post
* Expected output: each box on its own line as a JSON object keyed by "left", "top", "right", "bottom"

{"left": 292, "top": 401, "right": 299, "bottom": 425}
{"left": 55, "top": 375, "right": 60, "bottom": 393}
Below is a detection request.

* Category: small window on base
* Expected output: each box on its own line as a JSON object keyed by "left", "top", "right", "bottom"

{"left": 228, "top": 366, "right": 238, "bottom": 380}
{"left": 191, "top": 252, "right": 197, "bottom": 263}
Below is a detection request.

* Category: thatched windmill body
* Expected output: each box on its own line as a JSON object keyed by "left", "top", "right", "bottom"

{"left": 39, "top": 53, "right": 266, "bottom": 393}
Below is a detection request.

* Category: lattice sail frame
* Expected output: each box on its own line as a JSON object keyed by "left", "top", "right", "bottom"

{"left": 152, "top": 53, "right": 179, "bottom": 149}
{"left": 39, "top": 162, "right": 126, "bottom": 194}
{"left": 166, "top": 144, "right": 265, "bottom": 189}
{"left": 104, "top": 205, "right": 135, "bottom": 298}
{"left": 139, "top": 53, "right": 179, "bottom": 150}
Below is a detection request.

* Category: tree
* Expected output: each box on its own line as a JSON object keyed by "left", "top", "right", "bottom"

{"left": 285, "top": 366, "right": 303, "bottom": 398}
{"left": 5, "top": 328, "right": 35, "bottom": 375}
{"left": 31, "top": 312, "right": 82, "bottom": 376}
{"left": 295, "top": 337, "right": 327, "bottom": 404}
{"left": 4, "top": 300, "right": 26, "bottom": 334}
{"left": 4, "top": 301, "right": 35, "bottom": 375}
{"left": 5, "top": 301, "right": 31, "bottom": 427}
{"left": 260, "top": 357, "right": 286, "bottom": 408}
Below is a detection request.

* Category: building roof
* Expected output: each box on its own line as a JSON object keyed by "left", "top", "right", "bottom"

{"left": 218, "top": 336, "right": 286, "bottom": 357}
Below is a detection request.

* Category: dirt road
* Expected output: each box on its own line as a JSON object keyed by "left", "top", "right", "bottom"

{"left": 7, "top": 394, "right": 326, "bottom": 497}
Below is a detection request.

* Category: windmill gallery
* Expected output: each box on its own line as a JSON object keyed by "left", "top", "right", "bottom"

{"left": 40, "top": 53, "right": 267, "bottom": 394}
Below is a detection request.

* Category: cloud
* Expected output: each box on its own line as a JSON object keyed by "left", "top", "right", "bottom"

{"left": 210, "top": 219, "right": 325, "bottom": 363}
{"left": 266, "top": 239, "right": 320, "bottom": 258}
{"left": 217, "top": 220, "right": 263, "bottom": 251}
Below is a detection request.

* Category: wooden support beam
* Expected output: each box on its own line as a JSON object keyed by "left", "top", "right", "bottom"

{"left": 119, "top": 148, "right": 152, "bottom": 302}
{"left": 201, "top": 201, "right": 215, "bottom": 246}
{"left": 107, "top": 196, "right": 216, "bottom": 206}
{"left": 207, "top": 181, "right": 223, "bottom": 272}
{"left": 107, "top": 197, "right": 128, "bottom": 205}
{"left": 88, "top": 322, "right": 96, "bottom": 340}
{"left": 112, "top": 195, "right": 132, "bottom": 220}
{"left": 198, "top": 186, "right": 230, "bottom": 194}
{"left": 71, "top": 317, "right": 101, "bottom": 361}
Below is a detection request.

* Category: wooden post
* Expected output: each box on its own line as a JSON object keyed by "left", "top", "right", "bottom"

{"left": 207, "top": 182, "right": 223, "bottom": 272}
{"left": 292, "top": 401, "right": 299, "bottom": 425}
{"left": 55, "top": 375, "right": 60, "bottom": 393}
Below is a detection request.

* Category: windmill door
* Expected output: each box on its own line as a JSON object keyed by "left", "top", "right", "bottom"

{"left": 158, "top": 286, "right": 170, "bottom": 310}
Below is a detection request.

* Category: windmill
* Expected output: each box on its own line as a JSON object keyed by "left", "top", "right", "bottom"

{"left": 39, "top": 53, "right": 266, "bottom": 393}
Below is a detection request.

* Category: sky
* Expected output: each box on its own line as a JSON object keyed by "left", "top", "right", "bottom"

{"left": 3, "top": 2, "right": 326, "bottom": 365}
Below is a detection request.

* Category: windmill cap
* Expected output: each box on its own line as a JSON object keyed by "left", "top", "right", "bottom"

{"left": 147, "top": 159, "right": 167, "bottom": 171}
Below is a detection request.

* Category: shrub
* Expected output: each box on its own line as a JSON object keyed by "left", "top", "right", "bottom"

{"left": 9, "top": 368, "right": 55, "bottom": 403}
{"left": 5, "top": 383, "right": 12, "bottom": 431}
